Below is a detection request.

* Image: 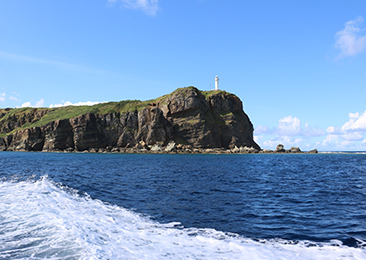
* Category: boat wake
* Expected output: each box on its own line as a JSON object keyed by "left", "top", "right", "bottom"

{"left": 1, "top": 176, "right": 365, "bottom": 260}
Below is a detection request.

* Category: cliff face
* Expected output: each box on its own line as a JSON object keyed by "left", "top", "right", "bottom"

{"left": 0, "top": 87, "right": 260, "bottom": 152}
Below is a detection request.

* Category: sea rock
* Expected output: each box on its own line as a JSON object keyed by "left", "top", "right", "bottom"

{"left": 290, "top": 147, "right": 301, "bottom": 153}
{"left": 111, "top": 147, "right": 120, "bottom": 153}
{"left": 239, "top": 146, "right": 258, "bottom": 153}
{"left": 275, "top": 144, "right": 285, "bottom": 153}
{"left": 150, "top": 144, "right": 163, "bottom": 152}
{"left": 259, "top": 149, "right": 273, "bottom": 153}
{"left": 165, "top": 141, "right": 176, "bottom": 152}
{"left": 308, "top": 149, "right": 318, "bottom": 154}
{"left": 135, "top": 141, "right": 149, "bottom": 150}
{"left": 231, "top": 146, "right": 240, "bottom": 153}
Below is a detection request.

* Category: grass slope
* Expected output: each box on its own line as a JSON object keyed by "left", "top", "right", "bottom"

{"left": 0, "top": 87, "right": 230, "bottom": 137}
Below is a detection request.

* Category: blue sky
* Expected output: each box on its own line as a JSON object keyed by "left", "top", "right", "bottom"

{"left": 0, "top": 0, "right": 366, "bottom": 151}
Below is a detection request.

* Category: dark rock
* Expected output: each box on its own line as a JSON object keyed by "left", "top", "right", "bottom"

{"left": 135, "top": 141, "right": 149, "bottom": 150}
{"left": 0, "top": 137, "right": 6, "bottom": 151}
{"left": 275, "top": 144, "right": 285, "bottom": 153}
{"left": 70, "top": 113, "right": 107, "bottom": 151}
{"left": 308, "top": 149, "right": 318, "bottom": 154}
{"left": 7, "top": 127, "right": 44, "bottom": 151}
{"left": 43, "top": 119, "right": 74, "bottom": 151}
{"left": 290, "top": 147, "right": 302, "bottom": 153}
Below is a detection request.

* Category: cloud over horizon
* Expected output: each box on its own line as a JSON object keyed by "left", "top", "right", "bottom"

{"left": 254, "top": 116, "right": 322, "bottom": 150}
{"left": 0, "top": 92, "right": 5, "bottom": 102}
{"left": 21, "top": 99, "right": 45, "bottom": 108}
{"left": 108, "top": 0, "right": 159, "bottom": 16}
{"left": 49, "top": 101, "right": 104, "bottom": 108}
{"left": 254, "top": 112, "right": 366, "bottom": 151}
{"left": 322, "top": 110, "right": 366, "bottom": 149}
{"left": 277, "top": 116, "right": 301, "bottom": 136}
{"left": 335, "top": 16, "right": 366, "bottom": 58}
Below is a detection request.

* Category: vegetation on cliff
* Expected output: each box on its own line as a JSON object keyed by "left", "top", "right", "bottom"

{"left": 0, "top": 87, "right": 229, "bottom": 137}
{"left": 0, "top": 100, "right": 152, "bottom": 137}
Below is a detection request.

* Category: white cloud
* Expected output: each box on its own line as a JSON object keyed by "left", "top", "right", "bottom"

{"left": 262, "top": 136, "right": 303, "bottom": 150}
{"left": 253, "top": 135, "right": 263, "bottom": 144}
{"left": 254, "top": 116, "right": 326, "bottom": 150}
{"left": 277, "top": 116, "right": 301, "bottom": 136}
{"left": 21, "top": 101, "right": 32, "bottom": 108}
{"left": 252, "top": 111, "right": 366, "bottom": 151}
{"left": 9, "top": 96, "right": 19, "bottom": 102}
{"left": 341, "top": 140, "right": 351, "bottom": 147}
{"left": 35, "top": 98, "right": 45, "bottom": 107}
{"left": 108, "top": 0, "right": 159, "bottom": 15}
{"left": 0, "top": 92, "right": 5, "bottom": 102}
{"left": 341, "top": 110, "right": 366, "bottom": 131}
{"left": 21, "top": 99, "right": 45, "bottom": 108}
{"left": 335, "top": 16, "right": 366, "bottom": 58}
{"left": 303, "top": 123, "right": 325, "bottom": 137}
{"left": 49, "top": 101, "right": 104, "bottom": 108}
{"left": 321, "top": 134, "right": 340, "bottom": 148}
{"left": 342, "top": 132, "right": 364, "bottom": 141}
{"left": 319, "top": 110, "right": 366, "bottom": 150}
{"left": 254, "top": 125, "right": 272, "bottom": 134}
{"left": 326, "top": 126, "right": 336, "bottom": 133}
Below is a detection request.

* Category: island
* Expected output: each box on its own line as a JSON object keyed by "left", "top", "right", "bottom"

{"left": 0, "top": 87, "right": 316, "bottom": 154}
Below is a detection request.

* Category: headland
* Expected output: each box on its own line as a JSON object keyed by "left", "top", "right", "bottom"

{"left": 0, "top": 87, "right": 317, "bottom": 154}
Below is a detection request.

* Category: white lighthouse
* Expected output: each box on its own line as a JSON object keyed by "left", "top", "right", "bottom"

{"left": 215, "top": 75, "right": 219, "bottom": 90}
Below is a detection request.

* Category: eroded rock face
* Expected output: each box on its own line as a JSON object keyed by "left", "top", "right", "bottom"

{"left": 156, "top": 87, "right": 260, "bottom": 149}
{"left": 275, "top": 144, "right": 285, "bottom": 153}
{"left": 7, "top": 127, "right": 44, "bottom": 151}
{"left": 0, "top": 87, "right": 260, "bottom": 152}
{"left": 43, "top": 119, "right": 74, "bottom": 151}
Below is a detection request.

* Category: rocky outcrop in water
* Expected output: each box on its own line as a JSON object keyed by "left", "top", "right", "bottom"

{"left": 0, "top": 87, "right": 260, "bottom": 152}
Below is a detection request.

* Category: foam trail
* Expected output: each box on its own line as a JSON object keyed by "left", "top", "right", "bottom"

{"left": 0, "top": 177, "right": 365, "bottom": 260}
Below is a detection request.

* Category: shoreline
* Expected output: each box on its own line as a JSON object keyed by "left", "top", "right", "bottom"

{"left": 2, "top": 142, "right": 364, "bottom": 154}
{"left": 1, "top": 142, "right": 319, "bottom": 154}
{"left": 0, "top": 147, "right": 321, "bottom": 154}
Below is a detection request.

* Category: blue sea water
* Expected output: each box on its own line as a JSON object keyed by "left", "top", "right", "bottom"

{"left": 1, "top": 152, "right": 366, "bottom": 259}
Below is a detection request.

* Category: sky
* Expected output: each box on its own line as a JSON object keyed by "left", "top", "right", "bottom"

{"left": 0, "top": 0, "right": 366, "bottom": 151}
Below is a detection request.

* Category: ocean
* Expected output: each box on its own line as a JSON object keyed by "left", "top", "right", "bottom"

{"left": 1, "top": 152, "right": 366, "bottom": 259}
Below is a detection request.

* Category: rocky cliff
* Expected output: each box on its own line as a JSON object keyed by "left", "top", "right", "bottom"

{"left": 0, "top": 87, "right": 260, "bottom": 152}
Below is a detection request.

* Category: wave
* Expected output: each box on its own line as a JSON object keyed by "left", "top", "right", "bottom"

{"left": 1, "top": 177, "right": 365, "bottom": 260}
{"left": 319, "top": 151, "right": 366, "bottom": 154}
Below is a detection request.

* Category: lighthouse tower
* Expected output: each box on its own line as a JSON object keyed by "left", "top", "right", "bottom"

{"left": 215, "top": 75, "right": 219, "bottom": 90}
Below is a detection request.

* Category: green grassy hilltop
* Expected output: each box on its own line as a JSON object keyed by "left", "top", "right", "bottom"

{"left": 0, "top": 87, "right": 226, "bottom": 137}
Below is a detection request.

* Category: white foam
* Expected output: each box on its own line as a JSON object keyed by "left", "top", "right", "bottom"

{"left": 1, "top": 177, "right": 365, "bottom": 260}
